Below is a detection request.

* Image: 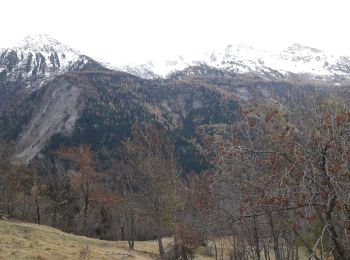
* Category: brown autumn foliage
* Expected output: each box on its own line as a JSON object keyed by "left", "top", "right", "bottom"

{"left": 201, "top": 97, "right": 350, "bottom": 259}
{"left": 58, "top": 145, "right": 119, "bottom": 234}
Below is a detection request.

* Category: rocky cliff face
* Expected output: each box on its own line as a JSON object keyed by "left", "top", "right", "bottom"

{"left": 15, "top": 76, "right": 81, "bottom": 161}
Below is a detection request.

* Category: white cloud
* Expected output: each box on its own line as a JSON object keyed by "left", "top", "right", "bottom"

{"left": 1, "top": 0, "right": 350, "bottom": 64}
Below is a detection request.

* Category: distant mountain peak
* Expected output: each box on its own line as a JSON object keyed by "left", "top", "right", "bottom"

{"left": 15, "top": 34, "right": 80, "bottom": 55}
{"left": 116, "top": 42, "right": 350, "bottom": 85}
{"left": 0, "top": 34, "right": 87, "bottom": 88}
{"left": 282, "top": 43, "right": 324, "bottom": 54}
{"left": 19, "top": 34, "right": 61, "bottom": 48}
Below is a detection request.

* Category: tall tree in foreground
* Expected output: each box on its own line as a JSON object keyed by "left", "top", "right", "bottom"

{"left": 58, "top": 145, "right": 118, "bottom": 235}
{"left": 109, "top": 159, "right": 138, "bottom": 249}
{"left": 124, "top": 123, "right": 179, "bottom": 256}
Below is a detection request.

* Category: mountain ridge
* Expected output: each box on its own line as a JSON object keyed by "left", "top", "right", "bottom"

{"left": 114, "top": 43, "right": 350, "bottom": 85}
{"left": 2, "top": 35, "right": 350, "bottom": 86}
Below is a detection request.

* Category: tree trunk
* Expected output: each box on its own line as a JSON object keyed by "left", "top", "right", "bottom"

{"left": 253, "top": 215, "right": 261, "bottom": 260}
{"left": 326, "top": 195, "right": 346, "bottom": 260}
{"left": 263, "top": 241, "right": 271, "bottom": 260}
{"left": 268, "top": 212, "right": 281, "bottom": 260}
{"left": 174, "top": 232, "right": 179, "bottom": 258}
{"left": 35, "top": 195, "right": 41, "bottom": 225}
{"left": 20, "top": 195, "right": 26, "bottom": 219}
{"left": 321, "top": 147, "right": 347, "bottom": 260}
{"left": 213, "top": 240, "right": 217, "bottom": 260}
{"left": 120, "top": 226, "right": 125, "bottom": 240}
{"left": 127, "top": 239, "right": 135, "bottom": 250}
{"left": 158, "top": 235, "right": 165, "bottom": 256}
{"left": 125, "top": 207, "right": 135, "bottom": 249}
{"left": 52, "top": 203, "right": 57, "bottom": 226}
{"left": 82, "top": 186, "right": 89, "bottom": 235}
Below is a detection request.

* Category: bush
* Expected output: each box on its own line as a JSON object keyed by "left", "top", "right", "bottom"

{"left": 165, "top": 226, "right": 206, "bottom": 260}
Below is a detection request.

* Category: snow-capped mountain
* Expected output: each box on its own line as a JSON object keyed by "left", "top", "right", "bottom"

{"left": 2, "top": 34, "right": 350, "bottom": 87}
{"left": 117, "top": 43, "right": 350, "bottom": 85}
{"left": 101, "top": 55, "right": 198, "bottom": 79}
{"left": 208, "top": 43, "right": 350, "bottom": 80}
{"left": 0, "top": 35, "right": 84, "bottom": 88}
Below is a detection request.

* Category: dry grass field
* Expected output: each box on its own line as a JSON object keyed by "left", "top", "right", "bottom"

{"left": 0, "top": 219, "right": 311, "bottom": 260}
{"left": 0, "top": 219, "right": 157, "bottom": 260}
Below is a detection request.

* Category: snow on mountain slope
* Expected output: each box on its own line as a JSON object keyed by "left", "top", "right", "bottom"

{"left": 101, "top": 55, "right": 197, "bottom": 79}
{"left": 2, "top": 34, "right": 350, "bottom": 85}
{"left": 17, "top": 34, "right": 80, "bottom": 63}
{"left": 0, "top": 34, "right": 80, "bottom": 87}
{"left": 205, "top": 43, "right": 350, "bottom": 77}
{"left": 117, "top": 43, "right": 350, "bottom": 84}
{"left": 275, "top": 44, "right": 329, "bottom": 75}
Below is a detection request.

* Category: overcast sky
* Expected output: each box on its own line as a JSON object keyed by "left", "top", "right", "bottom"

{"left": 1, "top": 0, "right": 350, "bottom": 64}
